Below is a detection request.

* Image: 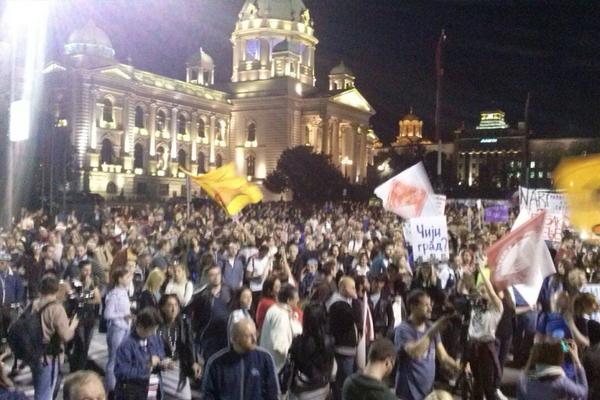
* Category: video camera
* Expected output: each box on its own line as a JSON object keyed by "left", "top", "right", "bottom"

{"left": 65, "top": 280, "right": 96, "bottom": 319}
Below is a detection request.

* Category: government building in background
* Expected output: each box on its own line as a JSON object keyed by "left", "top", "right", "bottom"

{"left": 40, "top": 0, "right": 377, "bottom": 199}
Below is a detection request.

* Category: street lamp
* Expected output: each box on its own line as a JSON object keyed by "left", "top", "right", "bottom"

{"left": 341, "top": 156, "right": 353, "bottom": 179}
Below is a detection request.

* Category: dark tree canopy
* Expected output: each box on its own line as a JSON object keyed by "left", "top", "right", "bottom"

{"left": 265, "top": 146, "right": 347, "bottom": 202}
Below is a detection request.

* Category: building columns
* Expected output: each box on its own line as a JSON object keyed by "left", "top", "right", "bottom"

{"left": 209, "top": 114, "right": 216, "bottom": 167}
{"left": 191, "top": 112, "right": 198, "bottom": 162}
{"left": 170, "top": 107, "right": 178, "bottom": 160}
{"left": 331, "top": 118, "right": 340, "bottom": 166}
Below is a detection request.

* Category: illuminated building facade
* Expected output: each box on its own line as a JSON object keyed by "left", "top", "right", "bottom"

{"left": 41, "top": 0, "right": 376, "bottom": 199}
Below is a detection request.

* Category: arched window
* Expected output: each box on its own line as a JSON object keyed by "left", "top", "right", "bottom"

{"left": 247, "top": 123, "right": 256, "bottom": 142}
{"left": 106, "top": 182, "right": 118, "bottom": 194}
{"left": 216, "top": 125, "right": 224, "bottom": 142}
{"left": 246, "top": 154, "right": 256, "bottom": 177}
{"left": 156, "top": 145, "right": 167, "bottom": 170}
{"left": 177, "top": 149, "right": 187, "bottom": 169}
{"left": 216, "top": 154, "right": 223, "bottom": 168}
{"left": 198, "top": 119, "right": 206, "bottom": 138}
{"left": 100, "top": 139, "right": 113, "bottom": 164}
{"left": 197, "top": 152, "right": 206, "bottom": 173}
{"left": 177, "top": 114, "right": 187, "bottom": 135}
{"left": 134, "top": 106, "right": 144, "bottom": 128}
{"left": 157, "top": 110, "right": 166, "bottom": 132}
{"left": 134, "top": 143, "right": 144, "bottom": 169}
{"left": 102, "top": 99, "right": 113, "bottom": 122}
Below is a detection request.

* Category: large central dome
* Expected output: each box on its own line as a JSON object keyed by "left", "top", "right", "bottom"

{"left": 239, "top": 0, "right": 308, "bottom": 21}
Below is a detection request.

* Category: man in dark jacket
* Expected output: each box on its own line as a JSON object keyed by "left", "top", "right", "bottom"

{"left": 202, "top": 319, "right": 279, "bottom": 400}
{"left": 342, "top": 338, "right": 397, "bottom": 400}
{"left": 327, "top": 276, "right": 361, "bottom": 400}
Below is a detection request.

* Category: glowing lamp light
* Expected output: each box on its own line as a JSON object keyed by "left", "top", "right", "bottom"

{"left": 9, "top": 100, "right": 31, "bottom": 142}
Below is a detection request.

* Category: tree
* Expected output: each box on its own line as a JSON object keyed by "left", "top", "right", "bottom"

{"left": 265, "top": 146, "right": 347, "bottom": 202}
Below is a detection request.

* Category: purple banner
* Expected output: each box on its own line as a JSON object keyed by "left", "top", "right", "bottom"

{"left": 484, "top": 205, "right": 509, "bottom": 223}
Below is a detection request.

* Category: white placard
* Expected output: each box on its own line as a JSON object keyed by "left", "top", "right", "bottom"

{"left": 410, "top": 216, "right": 449, "bottom": 262}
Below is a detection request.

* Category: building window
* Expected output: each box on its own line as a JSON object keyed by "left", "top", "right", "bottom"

{"left": 177, "top": 149, "right": 187, "bottom": 170}
{"left": 159, "top": 184, "right": 169, "bottom": 196}
{"left": 106, "top": 182, "right": 117, "bottom": 194}
{"left": 247, "top": 123, "right": 256, "bottom": 142}
{"left": 134, "top": 143, "right": 144, "bottom": 169}
{"left": 102, "top": 99, "right": 113, "bottom": 123}
{"left": 134, "top": 106, "right": 144, "bottom": 128}
{"left": 530, "top": 161, "right": 535, "bottom": 168}
{"left": 156, "top": 145, "right": 167, "bottom": 170}
{"left": 198, "top": 119, "right": 206, "bottom": 138}
{"left": 157, "top": 110, "right": 166, "bottom": 132}
{"left": 538, "top": 171, "right": 544, "bottom": 178}
{"left": 197, "top": 152, "right": 206, "bottom": 173}
{"left": 100, "top": 139, "right": 113, "bottom": 164}
{"left": 177, "top": 114, "right": 187, "bottom": 135}
{"left": 136, "top": 182, "right": 147, "bottom": 195}
{"left": 216, "top": 154, "right": 223, "bottom": 168}
{"left": 245, "top": 39, "right": 259, "bottom": 61}
{"left": 246, "top": 154, "right": 255, "bottom": 178}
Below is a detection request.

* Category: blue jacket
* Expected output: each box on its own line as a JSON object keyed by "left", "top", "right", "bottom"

{"left": 517, "top": 366, "right": 588, "bottom": 400}
{"left": 220, "top": 256, "right": 245, "bottom": 290}
{"left": 202, "top": 347, "right": 279, "bottom": 400}
{"left": 0, "top": 269, "right": 24, "bottom": 306}
{"left": 114, "top": 332, "right": 165, "bottom": 382}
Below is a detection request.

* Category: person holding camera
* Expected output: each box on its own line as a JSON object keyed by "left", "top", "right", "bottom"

{"left": 67, "top": 260, "right": 101, "bottom": 372}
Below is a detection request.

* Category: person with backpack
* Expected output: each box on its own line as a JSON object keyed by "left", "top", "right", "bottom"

{"left": 25, "top": 274, "right": 78, "bottom": 400}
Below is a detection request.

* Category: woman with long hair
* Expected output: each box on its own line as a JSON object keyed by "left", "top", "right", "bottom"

{"left": 227, "top": 286, "right": 253, "bottom": 343}
{"left": 157, "top": 294, "right": 201, "bottom": 400}
{"left": 164, "top": 263, "right": 194, "bottom": 307}
{"left": 517, "top": 341, "right": 587, "bottom": 400}
{"left": 288, "top": 303, "right": 336, "bottom": 400}
{"left": 138, "top": 268, "right": 166, "bottom": 311}
{"left": 104, "top": 267, "right": 132, "bottom": 394}
{"left": 255, "top": 276, "right": 281, "bottom": 332}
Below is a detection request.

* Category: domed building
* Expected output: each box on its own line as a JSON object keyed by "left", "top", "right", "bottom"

{"left": 393, "top": 108, "right": 431, "bottom": 147}
{"left": 40, "top": 1, "right": 377, "bottom": 199}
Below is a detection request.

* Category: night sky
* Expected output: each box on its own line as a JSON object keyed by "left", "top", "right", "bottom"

{"left": 42, "top": 0, "right": 600, "bottom": 144}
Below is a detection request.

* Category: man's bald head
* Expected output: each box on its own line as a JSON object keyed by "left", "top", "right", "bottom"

{"left": 339, "top": 276, "right": 357, "bottom": 299}
{"left": 232, "top": 319, "right": 257, "bottom": 354}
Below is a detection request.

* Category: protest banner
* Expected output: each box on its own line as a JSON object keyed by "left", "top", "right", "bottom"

{"left": 374, "top": 162, "right": 438, "bottom": 219}
{"left": 432, "top": 194, "right": 446, "bottom": 216}
{"left": 484, "top": 205, "right": 509, "bottom": 223}
{"left": 410, "top": 216, "right": 449, "bottom": 261}
{"left": 486, "top": 212, "right": 555, "bottom": 306}
{"left": 519, "top": 187, "right": 568, "bottom": 243}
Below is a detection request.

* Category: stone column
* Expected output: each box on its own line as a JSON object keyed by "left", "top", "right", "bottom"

{"left": 350, "top": 123, "right": 359, "bottom": 181}
{"left": 89, "top": 88, "right": 98, "bottom": 150}
{"left": 359, "top": 125, "right": 367, "bottom": 180}
{"left": 170, "top": 107, "right": 178, "bottom": 160}
{"left": 149, "top": 102, "right": 157, "bottom": 156}
{"left": 320, "top": 115, "right": 328, "bottom": 154}
{"left": 209, "top": 114, "right": 216, "bottom": 167}
{"left": 332, "top": 118, "right": 340, "bottom": 166}
{"left": 190, "top": 112, "right": 198, "bottom": 162}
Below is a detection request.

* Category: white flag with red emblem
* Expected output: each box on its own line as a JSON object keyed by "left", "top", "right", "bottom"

{"left": 486, "top": 211, "right": 555, "bottom": 306}
{"left": 374, "top": 162, "right": 438, "bottom": 219}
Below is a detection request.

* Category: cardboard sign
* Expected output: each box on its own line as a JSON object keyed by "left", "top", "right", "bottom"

{"left": 519, "top": 187, "right": 567, "bottom": 215}
{"left": 410, "top": 216, "right": 449, "bottom": 261}
{"left": 484, "top": 205, "right": 509, "bottom": 223}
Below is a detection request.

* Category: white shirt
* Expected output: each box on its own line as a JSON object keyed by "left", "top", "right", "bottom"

{"left": 468, "top": 304, "right": 503, "bottom": 342}
{"left": 246, "top": 256, "right": 271, "bottom": 292}
{"left": 164, "top": 279, "right": 194, "bottom": 306}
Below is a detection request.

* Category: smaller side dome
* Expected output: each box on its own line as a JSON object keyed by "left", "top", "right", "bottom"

{"left": 329, "top": 61, "right": 354, "bottom": 76}
{"left": 402, "top": 107, "right": 420, "bottom": 121}
{"left": 187, "top": 47, "right": 214, "bottom": 69}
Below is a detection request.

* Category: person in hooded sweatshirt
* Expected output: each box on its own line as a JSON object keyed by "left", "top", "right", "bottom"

{"left": 342, "top": 338, "right": 397, "bottom": 400}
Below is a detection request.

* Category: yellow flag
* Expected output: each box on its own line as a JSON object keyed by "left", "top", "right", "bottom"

{"left": 181, "top": 163, "right": 263, "bottom": 216}
{"left": 553, "top": 153, "right": 600, "bottom": 238}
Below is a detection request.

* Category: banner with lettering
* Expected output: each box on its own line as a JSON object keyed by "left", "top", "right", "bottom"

{"left": 519, "top": 187, "right": 567, "bottom": 243}
{"left": 410, "top": 216, "right": 449, "bottom": 262}
{"left": 484, "top": 205, "right": 509, "bottom": 223}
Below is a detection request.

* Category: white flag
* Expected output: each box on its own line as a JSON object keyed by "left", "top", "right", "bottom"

{"left": 486, "top": 211, "right": 555, "bottom": 307}
{"left": 374, "top": 162, "right": 438, "bottom": 219}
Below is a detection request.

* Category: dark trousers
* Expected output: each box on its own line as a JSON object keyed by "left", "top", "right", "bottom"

{"left": 115, "top": 379, "right": 149, "bottom": 400}
{"left": 468, "top": 341, "right": 500, "bottom": 400}
{"left": 513, "top": 312, "right": 537, "bottom": 367}
{"left": 333, "top": 354, "right": 355, "bottom": 400}
{"left": 69, "top": 318, "right": 95, "bottom": 372}
{"left": 495, "top": 333, "right": 512, "bottom": 378}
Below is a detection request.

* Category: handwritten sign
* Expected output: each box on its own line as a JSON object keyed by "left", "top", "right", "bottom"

{"left": 410, "top": 216, "right": 449, "bottom": 261}
{"left": 484, "top": 205, "right": 509, "bottom": 223}
{"left": 519, "top": 187, "right": 567, "bottom": 243}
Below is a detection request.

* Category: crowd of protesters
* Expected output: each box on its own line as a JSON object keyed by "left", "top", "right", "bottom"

{"left": 0, "top": 200, "right": 597, "bottom": 399}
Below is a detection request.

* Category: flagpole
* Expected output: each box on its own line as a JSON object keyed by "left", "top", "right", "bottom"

{"left": 434, "top": 29, "right": 446, "bottom": 192}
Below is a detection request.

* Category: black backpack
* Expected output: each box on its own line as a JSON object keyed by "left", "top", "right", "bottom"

{"left": 7, "top": 301, "right": 60, "bottom": 365}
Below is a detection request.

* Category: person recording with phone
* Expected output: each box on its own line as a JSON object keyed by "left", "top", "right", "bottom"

{"left": 65, "top": 260, "right": 101, "bottom": 372}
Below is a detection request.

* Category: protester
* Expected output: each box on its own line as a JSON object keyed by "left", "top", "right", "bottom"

{"left": 137, "top": 268, "right": 166, "bottom": 311}
{"left": 255, "top": 276, "right": 281, "bottom": 332}
{"left": 164, "top": 263, "right": 194, "bottom": 307}
{"left": 342, "top": 338, "right": 397, "bottom": 400}
{"left": 227, "top": 286, "right": 253, "bottom": 342}
{"left": 63, "top": 371, "right": 105, "bottom": 400}
{"left": 202, "top": 319, "right": 279, "bottom": 400}
{"left": 517, "top": 341, "right": 588, "bottom": 400}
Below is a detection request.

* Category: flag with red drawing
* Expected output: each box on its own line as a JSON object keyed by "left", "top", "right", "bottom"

{"left": 486, "top": 211, "right": 555, "bottom": 306}
{"left": 374, "top": 162, "right": 438, "bottom": 219}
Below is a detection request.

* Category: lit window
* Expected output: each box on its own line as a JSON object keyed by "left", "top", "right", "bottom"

{"left": 246, "top": 154, "right": 256, "bottom": 177}
{"left": 530, "top": 161, "right": 535, "bottom": 168}
{"left": 538, "top": 171, "right": 544, "bottom": 178}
